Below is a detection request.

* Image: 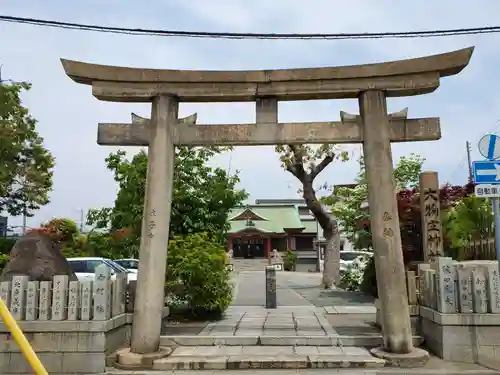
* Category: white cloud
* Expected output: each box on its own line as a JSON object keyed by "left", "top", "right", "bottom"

{"left": 2, "top": 0, "right": 499, "bottom": 229}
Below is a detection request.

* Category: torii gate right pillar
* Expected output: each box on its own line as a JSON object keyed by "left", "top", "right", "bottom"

{"left": 359, "top": 90, "right": 413, "bottom": 355}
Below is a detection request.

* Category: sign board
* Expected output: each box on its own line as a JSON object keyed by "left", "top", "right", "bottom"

{"left": 472, "top": 160, "right": 500, "bottom": 184}
{"left": 475, "top": 184, "right": 500, "bottom": 198}
{"left": 478, "top": 134, "right": 500, "bottom": 160}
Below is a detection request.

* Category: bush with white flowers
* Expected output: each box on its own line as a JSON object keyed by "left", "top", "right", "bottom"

{"left": 339, "top": 255, "right": 371, "bottom": 291}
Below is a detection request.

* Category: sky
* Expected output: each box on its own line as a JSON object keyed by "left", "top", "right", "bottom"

{"left": 1, "top": 1, "right": 499, "bottom": 231}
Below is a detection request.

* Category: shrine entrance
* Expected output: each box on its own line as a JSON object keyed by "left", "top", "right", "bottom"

{"left": 61, "top": 46, "right": 474, "bottom": 363}
{"left": 233, "top": 238, "right": 265, "bottom": 258}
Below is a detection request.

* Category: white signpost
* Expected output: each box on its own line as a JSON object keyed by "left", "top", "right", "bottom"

{"left": 475, "top": 184, "right": 500, "bottom": 198}
{"left": 474, "top": 134, "right": 500, "bottom": 276}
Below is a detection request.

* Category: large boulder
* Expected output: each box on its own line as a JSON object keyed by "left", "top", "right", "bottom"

{"left": 0, "top": 232, "right": 78, "bottom": 282}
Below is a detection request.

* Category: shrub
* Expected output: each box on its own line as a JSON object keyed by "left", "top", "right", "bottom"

{"left": 166, "top": 232, "right": 232, "bottom": 318}
{"left": 339, "top": 255, "right": 370, "bottom": 291}
{"left": 360, "top": 256, "right": 378, "bottom": 298}
{"left": 0, "top": 238, "right": 15, "bottom": 255}
{"left": 283, "top": 250, "right": 297, "bottom": 271}
{"left": 0, "top": 253, "right": 8, "bottom": 272}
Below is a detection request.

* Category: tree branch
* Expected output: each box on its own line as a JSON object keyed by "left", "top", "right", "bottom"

{"left": 286, "top": 145, "right": 308, "bottom": 182}
{"left": 310, "top": 154, "right": 334, "bottom": 180}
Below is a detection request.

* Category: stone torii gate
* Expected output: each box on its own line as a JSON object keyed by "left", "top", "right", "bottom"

{"left": 61, "top": 46, "right": 473, "bottom": 366}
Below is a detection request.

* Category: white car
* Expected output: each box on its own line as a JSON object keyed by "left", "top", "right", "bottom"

{"left": 67, "top": 257, "right": 137, "bottom": 283}
{"left": 339, "top": 251, "right": 372, "bottom": 272}
{"left": 114, "top": 259, "right": 139, "bottom": 274}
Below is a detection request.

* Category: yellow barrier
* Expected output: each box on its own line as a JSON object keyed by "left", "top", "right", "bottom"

{"left": 0, "top": 298, "right": 48, "bottom": 375}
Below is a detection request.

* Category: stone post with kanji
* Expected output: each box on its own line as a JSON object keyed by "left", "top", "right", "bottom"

{"left": 419, "top": 171, "right": 444, "bottom": 263}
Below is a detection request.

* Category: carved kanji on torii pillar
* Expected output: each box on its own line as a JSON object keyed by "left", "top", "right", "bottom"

{"left": 61, "top": 46, "right": 474, "bottom": 366}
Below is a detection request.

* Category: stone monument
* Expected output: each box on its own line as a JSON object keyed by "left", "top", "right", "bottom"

{"left": 61, "top": 46, "right": 473, "bottom": 366}
{"left": 0, "top": 232, "right": 78, "bottom": 282}
{"left": 419, "top": 172, "right": 444, "bottom": 263}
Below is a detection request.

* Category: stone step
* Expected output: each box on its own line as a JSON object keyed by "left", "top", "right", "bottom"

{"left": 231, "top": 260, "right": 270, "bottom": 272}
{"left": 152, "top": 345, "right": 385, "bottom": 370}
{"left": 160, "top": 334, "right": 424, "bottom": 348}
{"left": 107, "top": 369, "right": 500, "bottom": 374}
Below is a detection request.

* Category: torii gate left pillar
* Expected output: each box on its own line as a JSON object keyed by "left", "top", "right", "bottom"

{"left": 130, "top": 95, "right": 177, "bottom": 355}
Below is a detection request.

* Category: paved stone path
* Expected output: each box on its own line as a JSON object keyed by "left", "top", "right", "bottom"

{"left": 199, "top": 308, "right": 336, "bottom": 337}
{"left": 151, "top": 271, "right": 498, "bottom": 373}
{"left": 232, "top": 270, "right": 374, "bottom": 307}
{"left": 163, "top": 271, "right": 384, "bottom": 346}
{"left": 232, "top": 271, "right": 315, "bottom": 306}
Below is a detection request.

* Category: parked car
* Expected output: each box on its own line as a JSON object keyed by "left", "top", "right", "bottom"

{"left": 114, "top": 258, "right": 139, "bottom": 273}
{"left": 67, "top": 257, "right": 137, "bottom": 283}
{"left": 339, "top": 250, "right": 372, "bottom": 273}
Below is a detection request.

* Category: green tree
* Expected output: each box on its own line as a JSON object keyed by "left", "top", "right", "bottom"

{"left": 444, "top": 195, "right": 494, "bottom": 253}
{"left": 330, "top": 153, "right": 425, "bottom": 250}
{"left": 88, "top": 146, "right": 248, "bottom": 247}
{"left": 0, "top": 82, "right": 55, "bottom": 217}
{"left": 276, "top": 144, "right": 349, "bottom": 288}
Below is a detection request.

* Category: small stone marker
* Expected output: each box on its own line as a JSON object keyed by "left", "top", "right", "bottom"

{"left": 457, "top": 265, "right": 474, "bottom": 313}
{"left": 126, "top": 280, "right": 136, "bottom": 313}
{"left": 0, "top": 281, "right": 12, "bottom": 308}
{"left": 472, "top": 268, "right": 488, "bottom": 313}
{"left": 67, "top": 281, "right": 80, "bottom": 320}
{"left": 10, "top": 275, "right": 28, "bottom": 320}
{"left": 406, "top": 271, "right": 418, "bottom": 305}
{"left": 51, "top": 275, "right": 69, "bottom": 320}
{"left": 25, "top": 281, "right": 39, "bottom": 321}
{"left": 436, "top": 257, "right": 457, "bottom": 313}
{"left": 424, "top": 269, "right": 434, "bottom": 308}
{"left": 38, "top": 281, "right": 52, "bottom": 320}
{"left": 93, "top": 264, "right": 111, "bottom": 320}
{"left": 431, "top": 271, "right": 438, "bottom": 310}
{"left": 265, "top": 265, "right": 277, "bottom": 309}
{"left": 80, "top": 281, "right": 93, "bottom": 320}
{"left": 417, "top": 263, "right": 431, "bottom": 307}
{"left": 423, "top": 270, "right": 437, "bottom": 310}
{"left": 112, "top": 273, "right": 126, "bottom": 316}
{"left": 485, "top": 264, "right": 500, "bottom": 313}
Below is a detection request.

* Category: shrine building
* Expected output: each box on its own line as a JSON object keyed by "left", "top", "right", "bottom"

{"left": 226, "top": 198, "right": 353, "bottom": 259}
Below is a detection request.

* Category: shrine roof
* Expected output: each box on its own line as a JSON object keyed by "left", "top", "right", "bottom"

{"left": 227, "top": 205, "right": 304, "bottom": 234}
{"left": 301, "top": 220, "right": 320, "bottom": 234}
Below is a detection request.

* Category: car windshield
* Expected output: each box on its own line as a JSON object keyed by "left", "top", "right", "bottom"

{"left": 340, "top": 252, "right": 365, "bottom": 261}
{"left": 115, "top": 260, "right": 138, "bottom": 269}
{"left": 103, "top": 259, "right": 131, "bottom": 273}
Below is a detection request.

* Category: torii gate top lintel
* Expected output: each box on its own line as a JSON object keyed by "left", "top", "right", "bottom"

{"left": 60, "top": 47, "right": 473, "bottom": 103}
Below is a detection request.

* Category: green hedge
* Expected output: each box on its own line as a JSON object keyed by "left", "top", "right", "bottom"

{"left": 166, "top": 232, "right": 232, "bottom": 318}
{"left": 360, "top": 256, "right": 378, "bottom": 298}
{"left": 0, "top": 238, "right": 15, "bottom": 255}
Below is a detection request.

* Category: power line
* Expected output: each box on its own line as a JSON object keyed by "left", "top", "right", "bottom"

{"left": 2, "top": 15, "right": 500, "bottom": 40}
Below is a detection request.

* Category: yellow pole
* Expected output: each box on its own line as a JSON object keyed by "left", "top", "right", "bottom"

{"left": 0, "top": 298, "right": 48, "bottom": 375}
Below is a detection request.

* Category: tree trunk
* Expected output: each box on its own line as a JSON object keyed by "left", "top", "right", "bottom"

{"left": 302, "top": 181, "right": 340, "bottom": 288}
{"left": 322, "top": 226, "right": 340, "bottom": 288}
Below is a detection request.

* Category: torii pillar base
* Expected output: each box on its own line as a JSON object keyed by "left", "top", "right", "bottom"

{"left": 371, "top": 347, "right": 430, "bottom": 368}
{"left": 115, "top": 347, "right": 172, "bottom": 370}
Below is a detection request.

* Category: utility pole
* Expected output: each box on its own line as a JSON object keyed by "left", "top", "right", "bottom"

{"left": 466, "top": 141, "right": 473, "bottom": 183}
{"left": 79, "top": 209, "right": 85, "bottom": 232}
